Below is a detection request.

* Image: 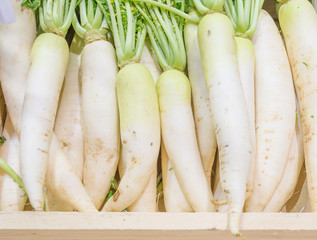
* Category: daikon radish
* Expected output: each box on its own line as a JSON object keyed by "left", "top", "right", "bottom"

{"left": 127, "top": 43, "right": 162, "bottom": 212}
{"left": 97, "top": 0, "right": 161, "bottom": 212}
{"left": 213, "top": 154, "right": 229, "bottom": 212}
{"left": 278, "top": 0, "right": 317, "bottom": 210}
{"left": 46, "top": 35, "right": 85, "bottom": 211}
{"left": 54, "top": 34, "right": 84, "bottom": 180}
{"left": 184, "top": 11, "right": 217, "bottom": 185}
{"left": 161, "top": 142, "right": 193, "bottom": 212}
{"left": 198, "top": 13, "right": 252, "bottom": 234}
{"left": 0, "top": 116, "right": 27, "bottom": 211}
{"left": 0, "top": 0, "right": 36, "bottom": 133}
{"left": 264, "top": 114, "right": 304, "bottom": 212}
{"left": 245, "top": 10, "right": 296, "bottom": 211}
{"left": 135, "top": 1, "right": 216, "bottom": 212}
{"left": 224, "top": 0, "right": 264, "bottom": 201}
{"left": 20, "top": 0, "right": 97, "bottom": 211}
{"left": 73, "top": 0, "right": 119, "bottom": 209}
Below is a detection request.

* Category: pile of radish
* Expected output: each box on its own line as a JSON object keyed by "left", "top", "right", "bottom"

{"left": 0, "top": 0, "right": 316, "bottom": 236}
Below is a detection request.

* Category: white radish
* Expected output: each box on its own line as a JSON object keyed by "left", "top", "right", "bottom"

{"left": 72, "top": 1, "right": 120, "bottom": 209}
{"left": 245, "top": 10, "right": 296, "bottom": 212}
{"left": 0, "top": 116, "right": 27, "bottom": 211}
{"left": 127, "top": 43, "right": 162, "bottom": 212}
{"left": 184, "top": 15, "right": 217, "bottom": 184}
{"left": 264, "top": 115, "right": 304, "bottom": 212}
{"left": 198, "top": 13, "right": 252, "bottom": 234}
{"left": 235, "top": 37, "right": 256, "bottom": 200}
{"left": 1, "top": 0, "right": 96, "bottom": 212}
{"left": 19, "top": 33, "right": 70, "bottom": 210}
{"left": 156, "top": 70, "right": 216, "bottom": 212}
{"left": 80, "top": 39, "right": 119, "bottom": 209}
{"left": 161, "top": 142, "right": 193, "bottom": 212}
{"left": 54, "top": 34, "right": 84, "bottom": 180}
{"left": 102, "top": 63, "right": 161, "bottom": 212}
{"left": 0, "top": 0, "right": 36, "bottom": 133}
{"left": 213, "top": 154, "right": 229, "bottom": 212}
{"left": 278, "top": 0, "right": 317, "bottom": 211}
{"left": 46, "top": 35, "right": 84, "bottom": 211}
{"left": 46, "top": 134, "right": 97, "bottom": 212}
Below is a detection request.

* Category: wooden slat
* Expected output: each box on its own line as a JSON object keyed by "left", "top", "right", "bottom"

{"left": 0, "top": 212, "right": 317, "bottom": 240}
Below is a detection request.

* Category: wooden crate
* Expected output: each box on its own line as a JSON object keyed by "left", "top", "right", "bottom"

{"left": 0, "top": 212, "right": 316, "bottom": 240}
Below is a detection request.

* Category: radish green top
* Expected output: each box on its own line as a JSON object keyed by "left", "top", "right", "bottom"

{"left": 72, "top": 0, "right": 108, "bottom": 44}
{"left": 22, "top": 0, "right": 77, "bottom": 38}
{"left": 96, "top": 0, "right": 146, "bottom": 67}
{"left": 135, "top": 0, "right": 187, "bottom": 71}
{"left": 224, "top": 0, "right": 264, "bottom": 38}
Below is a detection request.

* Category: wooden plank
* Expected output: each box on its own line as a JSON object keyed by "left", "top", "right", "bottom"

{"left": 0, "top": 212, "right": 317, "bottom": 240}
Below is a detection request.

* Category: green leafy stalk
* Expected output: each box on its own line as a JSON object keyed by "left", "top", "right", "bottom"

{"left": 23, "top": 0, "right": 77, "bottom": 37}
{"left": 135, "top": 0, "right": 187, "bottom": 71}
{"left": 224, "top": 0, "right": 264, "bottom": 38}
{"left": 0, "top": 158, "right": 26, "bottom": 195}
{"left": 96, "top": 0, "right": 147, "bottom": 67}
{"left": 105, "top": 177, "right": 118, "bottom": 201}
{"left": 130, "top": 0, "right": 200, "bottom": 23}
{"left": 21, "top": 0, "right": 41, "bottom": 10}
{"left": 191, "top": 0, "right": 225, "bottom": 16}
{"left": 72, "top": 0, "right": 108, "bottom": 44}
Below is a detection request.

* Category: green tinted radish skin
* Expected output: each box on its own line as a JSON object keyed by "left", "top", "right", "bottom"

{"left": 279, "top": 0, "right": 317, "bottom": 211}
{"left": 54, "top": 45, "right": 83, "bottom": 180}
{"left": 0, "top": 0, "right": 36, "bottom": 134}
{"left": 157, "top": 70, "right": 215, "bottom": 212}
{"left": 102, "top": 63, "right": 160, "bottom": 212}
{"left": 245, "top": 10, "right": 296, "bottom": 212}
{"left": 264, "top": 118, "right": 304, "bottom": 212}
{"left": 0, "top": 116, "right": 27, "bottom": 211}
{"left": 184, "top": 20, "right": 216, "bottom": 185}
{"left": 81, "top": 40, "right": 119, "bottom": 209}
{"left": 161, "top": 138, "right": 193, "bottom": 212}
{"left": 198, "top": 13, "right": 252, "bottom": 233}
{"left": 127, "top": 44, "right": 162, "bottom": 212}
{"left": 19, "top": 33, "right": 69, "bottom": 210}
{"left": 235, "top": 37, "right": 256, "bottom": 200}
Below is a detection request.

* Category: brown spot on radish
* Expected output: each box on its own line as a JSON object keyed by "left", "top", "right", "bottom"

{"left": 132, "top": 131, "right": 136, "bottom": 136}
{"left": 107, "top": 154, "right": 114, "bottom": 163}
{"left": 132, "top": 157, "right": 137, "bottom": 165}
{"left": 224, "top": 144, "right": 229, "bottom": 148}
{"left": 266, "top": 148, "right": 269, "bottom": 151}
{"left": 265, "top": 156, "right": 268, "bottom": 160}
{"left": 123, "top": 140, "right": 127, "bottom": 144}
{"left": 150, "top": 142, "right": 153, "bottom": 146}
{"left": 197, "top": 117, "right": 203, "bottom": 122}
{"left": 37, "top": 148, "right": 48, "bottom": 154}
{"left": 207, "top": 30, "right": 211, "bottom": 36}
{"left": 258, "top": 184, "right": 261, "bottom": 187}
{"left": 112, "top": 190, "right": 120, "bottom": 201}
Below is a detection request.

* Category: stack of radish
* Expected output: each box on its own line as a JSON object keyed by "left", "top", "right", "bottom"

{"left": 0, "top": 0, "right": 316, "bottom": 236}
